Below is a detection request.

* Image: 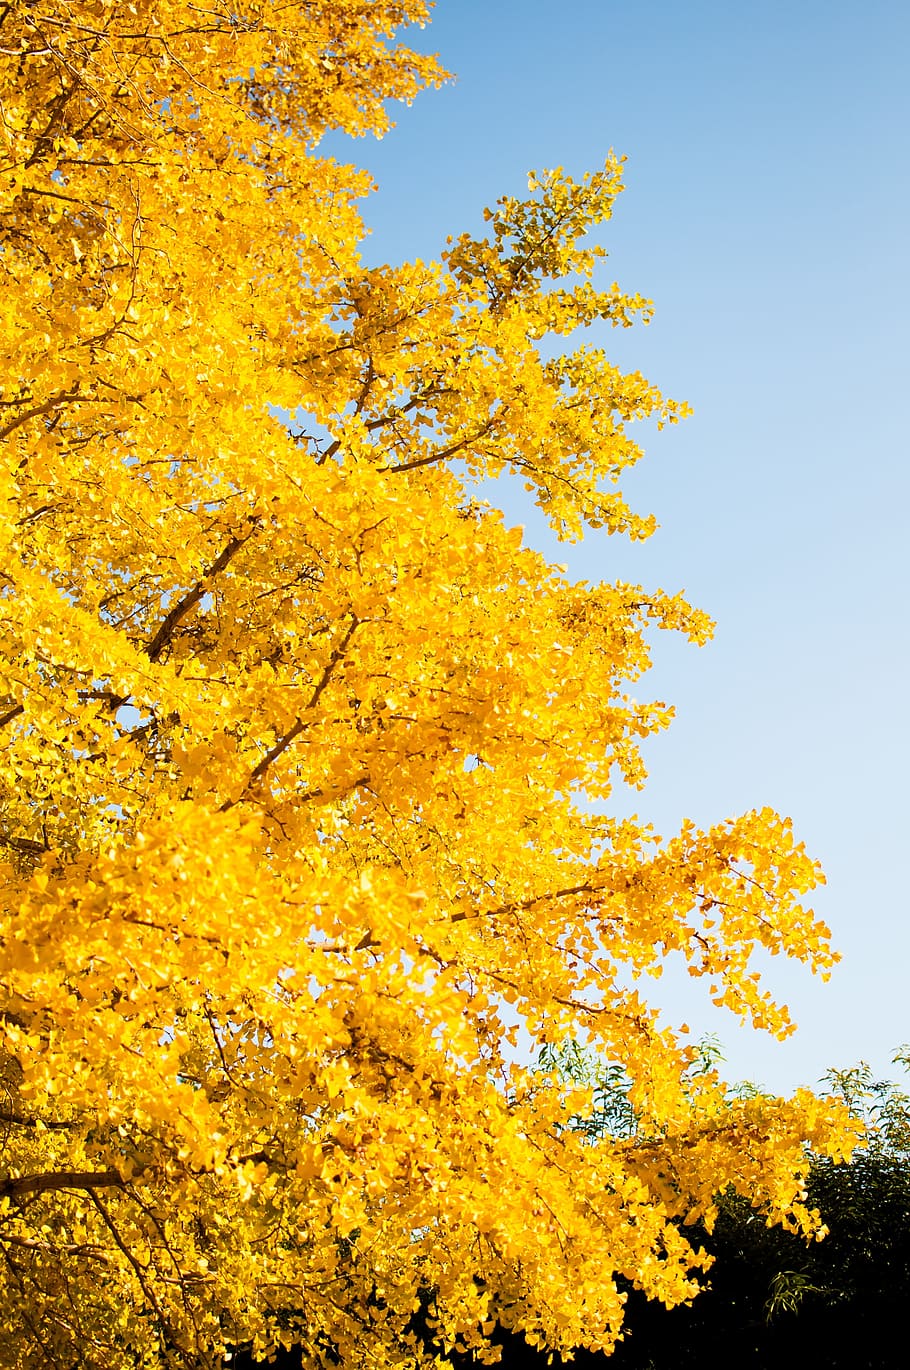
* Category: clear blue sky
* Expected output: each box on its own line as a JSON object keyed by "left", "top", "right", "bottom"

{"left": 332, "top": 0, "right": 910, "bottom": 1094}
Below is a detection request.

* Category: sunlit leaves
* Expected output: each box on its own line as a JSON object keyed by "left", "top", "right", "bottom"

{"left": 0, "top": 3, "right": 856, "bottom": 1367}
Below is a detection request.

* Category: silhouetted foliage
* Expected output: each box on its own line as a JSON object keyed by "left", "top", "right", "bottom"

{"left": 230, "top": 1056, "right": 910, "bottom": 1369}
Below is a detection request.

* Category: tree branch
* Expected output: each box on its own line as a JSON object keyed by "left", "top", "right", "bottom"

{"left": 381, "top": 422, "right": 495, "bottom": 474}
{"left": 0, "top": 1169, "right": 123, "bottom": 1202}
{"left": 221, "top": 613, "right": 360, "bottom": 809}
{"left": 146, "top": 522, "right": 258, "bottom": 663}
{"left": 0, "top": 1108, "right": 72, "bottom": 1132}
{"left": 0, "top": 1233, "right": 111, "bottom": 1260}
{"left": 88, "top": 1191, "right": 184, "bottom": 1355}
{"left": 0, "top": 834, "right": 48, "bottom": 856}
{"left": 0, "top": 389, "right": 81, "bottom": 443}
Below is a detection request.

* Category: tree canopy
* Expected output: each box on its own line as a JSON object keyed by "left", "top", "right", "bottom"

{"left": 0, "top": 3, "right": 857, "bottom": 1366}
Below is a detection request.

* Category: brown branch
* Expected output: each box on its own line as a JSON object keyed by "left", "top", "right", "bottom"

{"left": 0, "top": 1108, "right": 72, "bottom": 1132}
{"left": 146, "top": 523, "right": 257, "bottom": 663}
{"left": 0, "top": 1169, "right": 123, "bottom": 1202}
{"left": 88, "top": 1192, "right": 183, "bottom": 1356}
{"left": 0, "top": 389, "right": 80, "bottom": 443}
{"left": 0, "top": 704, "right": 23, "bottom": 729}
{"left": 221, "top": 614, "right": 360, "bottom": 810}
{"left": 24, "top": 79, "right": 80, "bottom": 170}
{"left": 0, "top": 834, "right": 48, "bottom": 856}
{"left": 316, "top": 391, "right": 423, "bottom": 466}
{"left": 447, "top": 876, "right": 611, "bottom": 926}
{"left": 353, "top": 355, "right": 375, "bottom": 415}
{"left": 380, "top": 422, "right": 495, "bottom": 475}
{"left": 0, "top": 1233, "right": 111, "bottom": 1260}
{"left": 16, "top": 503, "right": 55, "bottom": 527}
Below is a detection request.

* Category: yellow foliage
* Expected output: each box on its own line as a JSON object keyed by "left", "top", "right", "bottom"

{"left": 0, "top": 3, "right": 856, "bottom": 1367}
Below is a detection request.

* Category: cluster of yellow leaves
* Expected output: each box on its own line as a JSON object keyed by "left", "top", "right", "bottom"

{"left": 0, "top": 3, "right": 858, "bottom": 1367}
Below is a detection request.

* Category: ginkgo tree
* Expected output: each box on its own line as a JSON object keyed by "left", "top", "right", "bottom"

{"left": 0, "top": 3, "right": 857, "bottom": 1367}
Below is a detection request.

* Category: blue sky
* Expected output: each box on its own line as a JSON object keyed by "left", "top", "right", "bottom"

{"left": 331, "top": 0, "right": 909, "bottom": 1094}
